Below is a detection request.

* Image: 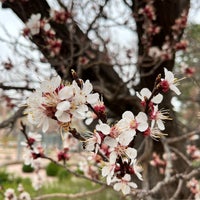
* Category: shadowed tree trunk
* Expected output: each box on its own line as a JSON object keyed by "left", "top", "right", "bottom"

{"left": 132, "top": 0, "right": 190, "bottom": 198}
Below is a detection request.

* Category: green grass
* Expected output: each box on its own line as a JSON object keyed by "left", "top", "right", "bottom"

{"left": 0, "top": 169, "right": 122, "bottom": 200}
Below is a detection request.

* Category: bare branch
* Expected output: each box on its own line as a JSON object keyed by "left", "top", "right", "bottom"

{"left": 33, "top": 186, "right": 106, "bottom": 200}
{"left": 0, "top": 107, "right": 25, "bottom": 129}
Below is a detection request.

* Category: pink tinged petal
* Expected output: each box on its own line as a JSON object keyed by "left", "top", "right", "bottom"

{"left": 122, "top": 111, "right": 134, "bottom": 120}
{"left": 104, "top": 136, "right": 118, "bottom": 148}
{"left": 170, "top": 85, "right": 181, "bottom": 95}
{"left": 83, "top": 80, "right": 93, "bottom": 94}
{"left": 152, "top": 93, "right": 163, "bottom": 104}
{"left": 113, "top": 183, "right": 122, "bottom": 192}
{"left": 96, "top": 123, "right": 110, "bottom": 135}
{"left": 125, "top": 148, "right": 137, "bottom": 160}
{"left": 118, "top": 131, "right": 135, "bottom": 146}
{"left": 87, "top": 93, "right": 99, "bottom": 104}
{"left": 58, "top": 86, "right": 73, "bottom": 100}
{"left": 157, "top": 119, "right": 165, "bottom": 130}
{"left": 57, "top": 101, "right": 70, "bottom": 111}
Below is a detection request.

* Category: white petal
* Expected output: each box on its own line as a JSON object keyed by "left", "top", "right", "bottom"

{"left": 57, "top": 113, "right": 71, "bottom": 123}
{"left": 157, "top": 119, "right": 165, "bottom": 130}
{"left": 125, "top": 148, "right": 137, "bottom": 160}
{"left": 102, "top": 166, "right": 109, "bottom": 177}
{"left": 104, "top": 136, "right": 118, "bottom": 147}
{"left": 137, "top": 121, "right": 148, "bottom": 132}
{"left": 57, "top": 101, "right": 70, "bottom": 111}
{"left": 128, "top": 182, "right": 138, "bottom": 189}
{"left": 170, "top": 85, "right": 181, "bottom": 95}
{"left": 118, "top": 131, "right": 135, "bottom": 146}
{"left": 87, "top": 93, "right": 99, "bottom": 104}
{"left": 113, "top": 183, "right": 122, "bottom": 192}
{"left": 122, "top": 184, "right": 130, "bottom": 195}
{"left": 58, "top": 86, "right": 73, "bottom": 100}
{"left": 110, "top": 151, "right": 117, "bottom": 164}
{"left": 164, "top": 68, "right": 174, "bottom": 83}
{"left": 136, "top": 112, "right": 148, "bottom": 122}
{"left": 82, "top": 80, "right": 93, "bottom": 94}
{"left": 152, "top": 93, "right": 163, "bottom": 104}
{"left": 42, "top": 118, "right": 49, "bottom": 133}
{"left": 140, "top": 88, "right": 151, "bottom": 98}
{"left": 123, "top": 174, "right": 131, "bottom": 181}
{"left": 122, "top": 111, "right": 134, "bottom": 120}
{"left": 96, "top": 123, "right": 110, "bottom": 135}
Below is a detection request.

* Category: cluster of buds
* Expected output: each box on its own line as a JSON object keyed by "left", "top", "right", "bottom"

{"left": 175, "top": 40, "right": 188, "bottom": 51}
{"left": 4, "top": 184, "right": 31, "bottom": 200}
{"left": 138, "top": 1, "right": 161, "bottom": 50}
{"left": 180, "top": 62, "right": 195, "bottom": 77}
{"left": 21, "top": 131, "right": 44, "bottom": 167}
{"left": 187, "top": 178, "right": 200, "bottom": 200}
{"left": 150, "top": 152, "right": 176, "bottom": 174}
{"left": 186, "top": 145, "right": 200, "bottom": 161}
{"left": 148, "top": 42, "right": 173, "bottom": 61}
{"left": 171, "top": 10, "right": 188, "bottom": 40}
{"left": 24, "top": 68, "right": 181, "bottom": 195}
{"left": 150, "top": 152, "right": 166, "bottom": 174}
{"left": 50, "top": 9, "right": 71, "bottom": 24}
{"left": 138, "top": 3, "right": 156, "bottom": 21}
{"left": 23, "top": 13, "right": 62, "bottom": 57}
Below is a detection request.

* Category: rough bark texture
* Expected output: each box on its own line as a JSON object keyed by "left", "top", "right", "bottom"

{"left": 2, "top": 0, "right": 141, "bottom": 119}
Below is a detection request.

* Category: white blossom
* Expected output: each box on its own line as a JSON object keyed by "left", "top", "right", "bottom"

{"left": 26, "top": 13, "right": 41, "bottom": 35}
{"left": 112, "top": 174, "right": 137, "bottom": 195}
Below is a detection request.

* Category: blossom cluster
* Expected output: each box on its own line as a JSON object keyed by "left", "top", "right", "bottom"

{"left": 4, "top": 184, "right": 31, "bottom": 200}
{"left": 23, "top": 13, "right": 65, "bottom": 56}
{"left": 138, "top": 1, "right": 161, "bottom": 50}
{"left": 24, "top": 68, "right": 181, "bottom": 195}
{"left": 187, "top": 178, "right": 200, "bottom": 200}
{"left": 148, "top": 10, "right": 188, "bottom": 62}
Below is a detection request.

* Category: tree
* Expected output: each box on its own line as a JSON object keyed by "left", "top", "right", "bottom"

{"left": 1, "top": 0, "right": 200, "bottom": 199}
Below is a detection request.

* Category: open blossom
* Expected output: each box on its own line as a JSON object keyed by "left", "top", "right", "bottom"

{"left": 26, "top": 76, "right": 101, "bottom": 132}
{"left": 118, "top": 111, "right": 148, "bottom": 136}
{"left": 4, "top": 188, "right": 17, "bottom": 200}
{"left": 102, "top": 152, "right": 117, "bottom": 185}
{"left": 160, "top": 68, "right": 181, "bottom": 95}
{"left": 136, "top": 88, "right": 163, "bottom": 106}
{"left": 25, "top": 13, "right": 41, "bottom": 35}
{"left": 187, "top": 178, "right": 200, "bottom": 197}
{"left": 72, "top": 80, "right": 99, "bottom": 105}
{"left": 112, "top": 174, "right": 137, "bottom": 195}
{"left": 21, "top": 132, "right": 42, "bottom": 147}
{"left": 150, "top": 105, "right": 171, "bottom": 130}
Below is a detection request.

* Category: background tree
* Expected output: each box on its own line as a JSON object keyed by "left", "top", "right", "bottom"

{"left": 1, "top": 0, "right": 200, "bottom": 199}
